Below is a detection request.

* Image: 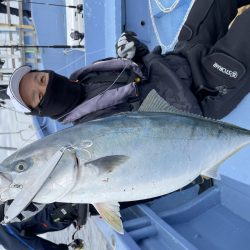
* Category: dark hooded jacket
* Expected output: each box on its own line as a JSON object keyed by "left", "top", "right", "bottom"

{"left": 66, "top": 53, "right": 202, "bottom": 124}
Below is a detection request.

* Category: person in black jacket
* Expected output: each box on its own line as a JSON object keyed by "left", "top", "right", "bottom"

{"left": 6, "top": 0, "right": 250, "bottom": 121}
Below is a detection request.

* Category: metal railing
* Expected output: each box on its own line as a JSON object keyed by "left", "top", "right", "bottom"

{"left": 0, "top": 1, "right": 41, "bottom": 86}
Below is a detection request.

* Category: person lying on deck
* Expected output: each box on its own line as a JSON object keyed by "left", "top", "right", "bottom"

{"left": 4, "top": 0, "right": 250, "bottom": 246}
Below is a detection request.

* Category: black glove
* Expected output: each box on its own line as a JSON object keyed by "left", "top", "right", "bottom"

{"left": 116, "top": 31, "right": 149, "bottom": 63}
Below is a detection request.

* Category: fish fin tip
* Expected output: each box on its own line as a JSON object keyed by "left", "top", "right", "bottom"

{"left": 201, "top": 164, "right": 221, "bottom": 180}
{"left": 93, "top": 202, "right": 124, "bottom": 234}
{"left": 202, "top": 146, "right": 247, "bottom": 180}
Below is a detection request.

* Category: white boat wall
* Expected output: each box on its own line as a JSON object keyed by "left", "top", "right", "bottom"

{"left": 66, "top": 0, "right": 85, "bottom": 49}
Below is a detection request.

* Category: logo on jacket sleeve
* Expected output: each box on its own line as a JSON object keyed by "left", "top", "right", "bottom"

{"left": 213, "top": 62, "right": 238, "bottom": 79}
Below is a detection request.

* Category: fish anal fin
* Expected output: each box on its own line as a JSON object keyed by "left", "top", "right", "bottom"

{"left": 93, "top": 202, "right": 124, "bottom": 234}
{"left": 85, "top": 155, "right": 129, "bottom": 174}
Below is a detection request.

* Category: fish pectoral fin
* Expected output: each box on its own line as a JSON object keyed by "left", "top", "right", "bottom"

{"left": 93, "top": 202, "right": 124, "bottom": 234}
{"left": 84, "top": 155, "right": 129, "bottom": 174}
{"left": 201, "top": 163, "right": 221, "bottom": 180}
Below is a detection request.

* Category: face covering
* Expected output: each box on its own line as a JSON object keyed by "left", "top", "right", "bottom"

{"left": 29, "top": 71, "right": 85, "bottom": 119}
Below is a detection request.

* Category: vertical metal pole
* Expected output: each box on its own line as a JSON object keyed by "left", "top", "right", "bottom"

{"left": 18, "top": 1, "right": 25, "bottom": 65}
{"left": 6, "top": 1, "right": 16, "bottom": 68}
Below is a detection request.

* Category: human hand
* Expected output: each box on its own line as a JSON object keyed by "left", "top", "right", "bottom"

{"left": 116, "top": 31, "right": 137, "bottom": 59}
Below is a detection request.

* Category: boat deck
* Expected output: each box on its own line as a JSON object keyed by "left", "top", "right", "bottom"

{"left": 2, "top": 0, "right": 250, "bottom": 249}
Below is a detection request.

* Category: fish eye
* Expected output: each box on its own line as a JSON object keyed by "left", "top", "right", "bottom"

{"left": 15, "top": 161, "right": 28, "bottom": 173}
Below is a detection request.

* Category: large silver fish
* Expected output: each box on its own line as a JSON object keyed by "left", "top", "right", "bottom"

{"left": 0, "top": 91, "right": 250, "bottom": 233}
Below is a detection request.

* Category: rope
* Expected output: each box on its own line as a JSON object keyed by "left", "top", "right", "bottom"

{"left": 154, "top": 0, "right": 180, "bottom": 13}
{"left": 148, "top": 0, "right": 194, "bottom": 52}
{"left": 149, "top": 0, "right": 180, "bottom": 52}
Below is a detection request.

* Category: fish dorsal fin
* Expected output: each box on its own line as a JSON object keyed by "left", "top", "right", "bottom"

{"left": 93, "top": 202, "right": 124, "bottom": 234}
{"left": 85, "top": 155, "right": 129, "bottom": 174}
{"left": 138, "top": 89, "right": 182, "bottom": 113}
{"left": 138, "top": 89, "right": 216, "bottom": 121}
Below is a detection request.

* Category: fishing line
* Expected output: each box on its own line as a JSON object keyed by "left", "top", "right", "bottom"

{"left": 0, "top": 45, "right": 84, "bottom": 49}
{"left": 56, "top": 54, "right": 86, "bottom": 73}
{"left": 0, "top": 127, "right": 34, "bottom": 142}
{"left": 56, "top": 48, "right": 106, "bottom": 73}
{"left": 98, "top": 62, "right": 129, "bottom": 96}
{"left": 0, "top": 130, "right": 30, "bottom": 135}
